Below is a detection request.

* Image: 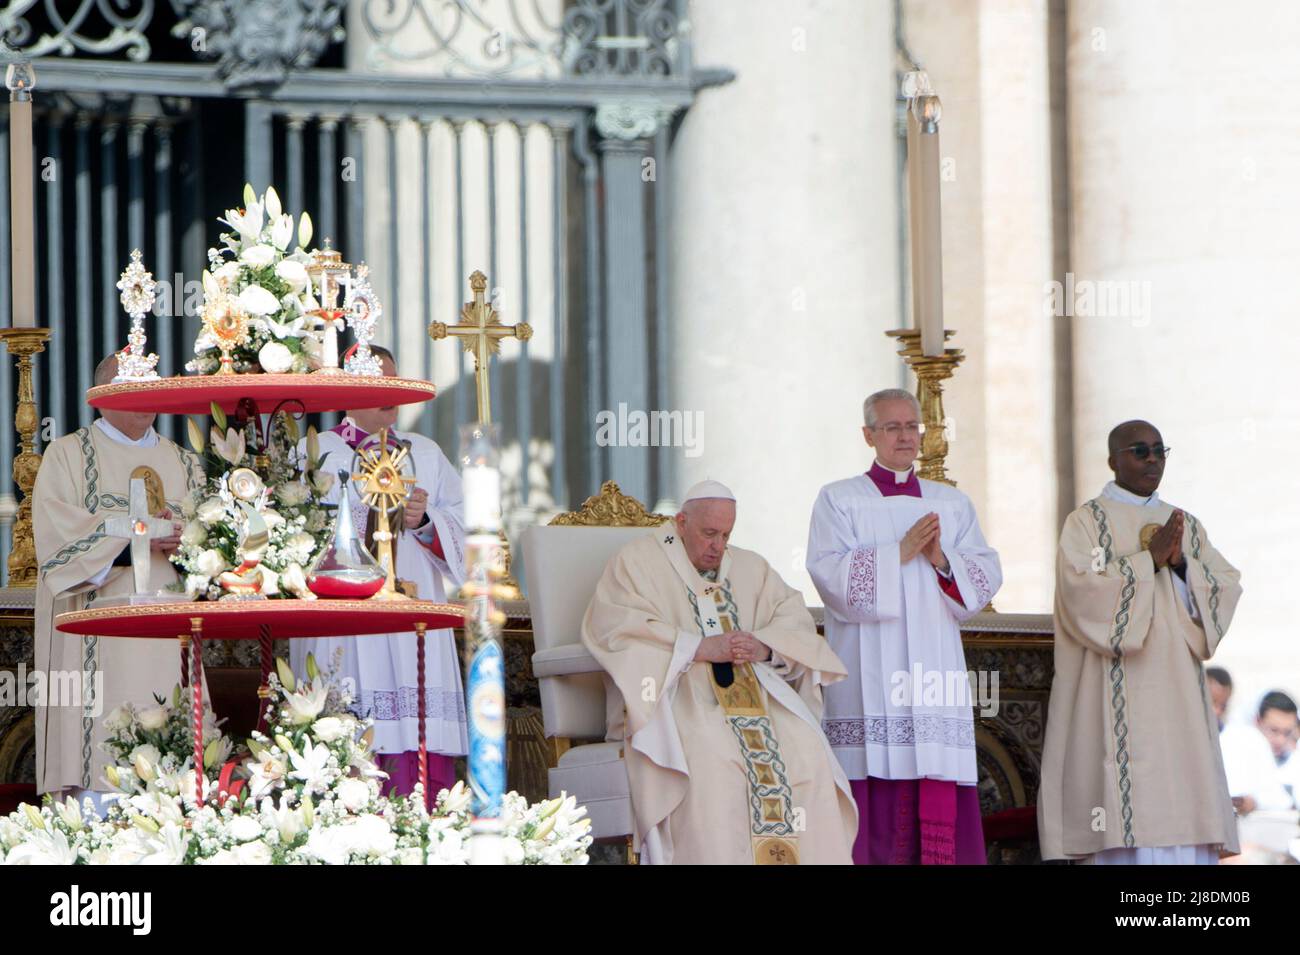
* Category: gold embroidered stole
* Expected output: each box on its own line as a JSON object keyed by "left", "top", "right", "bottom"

{"left": 657, "top": 533, "right": 799, "bottom": 865}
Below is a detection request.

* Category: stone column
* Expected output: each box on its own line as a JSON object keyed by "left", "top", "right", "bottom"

{"left": 671, "top": 0, "right": 901, "bottom": 598}
{"left": 903, "top": 0, "right": 1058, "bottom": 610}
{"left": 1067, "top": 0, "right": 1300, "bottom": 703}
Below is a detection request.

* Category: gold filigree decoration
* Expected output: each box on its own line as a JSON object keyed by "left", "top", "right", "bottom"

{"left": 548, "top": 480, "right": 670, "bottom": 528}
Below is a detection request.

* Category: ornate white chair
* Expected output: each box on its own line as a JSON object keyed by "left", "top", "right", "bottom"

{"left": 522, "top": 481, "right": 670, "bottom": 855}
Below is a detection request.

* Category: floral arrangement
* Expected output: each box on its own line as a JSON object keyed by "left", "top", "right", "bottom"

{"left": 170, "top": 403, "right": 334, "bottom": 600}
{"left": 0, "top": 657, "right": 592, "bottom": 865}
{"left": 187, "top": 184, "right": 321, "bottom": 375}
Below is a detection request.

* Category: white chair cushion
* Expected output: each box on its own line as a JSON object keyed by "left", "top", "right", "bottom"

{"left": 530, "top": 644, "right": 602, "bottom": 677}
{"left": 524, "top": 525, "right": 658, "bottom": 652}
{"left": 524, "top": 524, "right": 658, "bottom": 740}
{"left": 548, "top": 741, "right": 633, "bottom": 840}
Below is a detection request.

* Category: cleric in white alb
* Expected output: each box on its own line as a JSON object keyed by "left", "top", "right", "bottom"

{"left": 807, "top": 388, "right": 1002, "bottom": 864}
{"left": 291, "top": 346, "right": 467, "bottom": 806}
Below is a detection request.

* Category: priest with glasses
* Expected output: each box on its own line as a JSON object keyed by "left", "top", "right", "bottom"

{"left": 1040, "top": 420, "right": 1243, "bottom": 864}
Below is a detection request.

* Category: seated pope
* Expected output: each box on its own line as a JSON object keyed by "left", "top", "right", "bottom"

{"left": 581, "top": 480, "right": 858, "bottom": 864}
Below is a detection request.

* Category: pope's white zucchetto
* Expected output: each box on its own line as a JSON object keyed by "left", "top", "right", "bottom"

{"left": 682, "top": 480, "right": 736, "bottom": 504}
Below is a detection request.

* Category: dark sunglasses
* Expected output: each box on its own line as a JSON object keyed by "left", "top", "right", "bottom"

{"left": 1119, "top": 443, "right": 1171, "bottom": 461}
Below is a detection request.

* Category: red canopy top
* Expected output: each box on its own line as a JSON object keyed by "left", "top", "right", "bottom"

{"left": 55, "top": 599, "right": 464, "bottom": 641}
{"left": 87, "top": 374, "right": 436, "bottom": 416}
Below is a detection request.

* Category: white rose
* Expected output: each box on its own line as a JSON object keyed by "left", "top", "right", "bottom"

{"left": 310, "top": 717, "right": 346, "bottom": 742}
{"left": 282, "top": 563, "right": 311, "bottom": 599}
{"left": 275, "top": 259, "right": 309, "bottom": 292}
{"left": 398, "top": 846, "right": 425, "bottom": 866}
{"left": 289, "top": 531, "right": 315, "bottom": 556}
{"left": 103, "top": 705, "right": 134, "bottom": 732}
{"left": 214, "top": 261, "right": 242, "bottom": 288}
{"left": 197, "top": 549, "right": 227, "bottom": 578}
{"left": 257, "top": 341, "right": 294, "bottom": 373}
{"left": 196, "top": 497, "right": 225, "bottom": 525}
{"left": 129, "top": 742, "right": 162, "bottom": 766}
{"left": 304, "top": 826, "right": 351, "bottom": 866}
{"left": 239, "top": 244, "right": 277, "bottom": 269}
{"left": 227, "top": 468, "right": 264, "bottom": 502}
{"left": 229, "top": 815, "right": 263, "bottom": 843}
{"left": 180, "top": 521, "right": 206, "bottom": 548}
{"left": 234, "top": 840, "right": 273, "bottom": 865}
{"left": 337, "top": 778, "right": 370, "bottom": 813}
{"left": 277, "top": 482, "right": 309, "bottom": 506}
{"left": 311, "top": 471, "right": 334, "bottom": 496}
{"left": 501, "top": 836, "right": 525, "bottom": 865}
{"left": 238, "top": 284, "right": 281, "bottom": 316}
{"left": 352, "top": 815, "right": 396, "bottom": 856}
{"left": 136, "top": 706, "right": 168, "bottom": 731}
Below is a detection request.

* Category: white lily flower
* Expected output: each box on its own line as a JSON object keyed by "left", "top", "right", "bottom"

{"left": 261, "top": 313, "right": 307, "bottom": 339}
{"left": 245, "top": 751, "right": 287, "bottom": 801}
{"left": 288, "top": 739, "right": 334, "bottom": 793}
{"left": 261, "top": 794, "right": 304, "bottom": 843}
{"left": 284, "top": 683, "right": 328, "bottom": 726}
{"left": 221, "top": 202, "right": 263, "bottom": 242}
{"left": 56, "top": 797, "right": 83, "bottom": 832}
{"left": 138, "top": 822, "right": 188, "bottom": 865}
{"left": 264, "top": 186, "right": 282, "bottom": 220}
{"left": 211, "top": 427, "right": 246, "bottom": 466}
{"left": 271, "top": 213, "right": 294, "bottom": 251}
{"left": 3, "top": 826, "right": 77, "bottom": 865}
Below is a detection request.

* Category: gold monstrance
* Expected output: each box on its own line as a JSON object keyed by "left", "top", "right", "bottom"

{"left": 351, "top": 427, "right": 417, "bottom": 600}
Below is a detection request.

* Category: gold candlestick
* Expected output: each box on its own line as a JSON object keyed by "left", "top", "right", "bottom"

{"left": 885, "top": 328, "right": 964, "bottom": 486}
{"left": 0, "top": 327, "right": 50, "bottom": 586}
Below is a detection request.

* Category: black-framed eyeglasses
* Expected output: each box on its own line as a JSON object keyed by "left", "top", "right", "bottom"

{"left": 1119, "top": 443, "right": 1171, "bottom": 461}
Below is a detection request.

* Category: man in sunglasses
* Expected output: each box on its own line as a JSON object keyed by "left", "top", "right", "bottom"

{"left": 1040, "top": 419, "right": 1243, "bottom": 864}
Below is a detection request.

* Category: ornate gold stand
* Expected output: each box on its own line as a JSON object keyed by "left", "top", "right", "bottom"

{"left": 0, "top": 327, "right": 50, "bottom": 586}
{"left": 885, "top": 328, "right": 964, "bottom": 486}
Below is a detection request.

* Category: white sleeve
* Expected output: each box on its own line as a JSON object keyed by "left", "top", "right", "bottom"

{"left": 1172, "top": 570, "right": 1202, "bottom": 624}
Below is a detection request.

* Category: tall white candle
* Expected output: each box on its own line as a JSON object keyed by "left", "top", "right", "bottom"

{"left": 6, "top": 63, "right": 35, "bottom": 329}
{"left": 908, "top": 83, "right": 945, "bottom": 357}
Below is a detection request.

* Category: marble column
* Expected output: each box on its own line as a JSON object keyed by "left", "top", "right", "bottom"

{"left": 1067, "top": 0, "right": 1300, "bottom": 704}
{"left": 672, "top": 0, "right": 901, "bottom": 599}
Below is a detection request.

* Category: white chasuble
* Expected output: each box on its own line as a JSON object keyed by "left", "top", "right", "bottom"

{"left": 807, "top": 475, "right": 1002, "bottom": 784}
{"left": 1039, "top": 486, "right": 1243, "bottom": 861}
{"left": 582, "top": 534, "right": 858, "bottom": 864}
{"left": 291, "top": 427, "right": 468, "bottom": 757}
{"left": 33, "top": 424, "right": 205, "bottom": 794}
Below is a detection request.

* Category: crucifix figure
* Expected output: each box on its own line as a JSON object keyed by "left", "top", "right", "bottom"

{"left": 103, "top": 477, "right": 174, "bottom": 594}
{"left": 428, "top": 270, "right": 532, "bottom": 425}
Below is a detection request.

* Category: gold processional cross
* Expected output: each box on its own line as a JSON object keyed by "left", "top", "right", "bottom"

{"left": 428, "top": 270, "right": 532, "bottom": 425}
{"left": 427, "top": 270, "right": 530, "bottom": 593}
